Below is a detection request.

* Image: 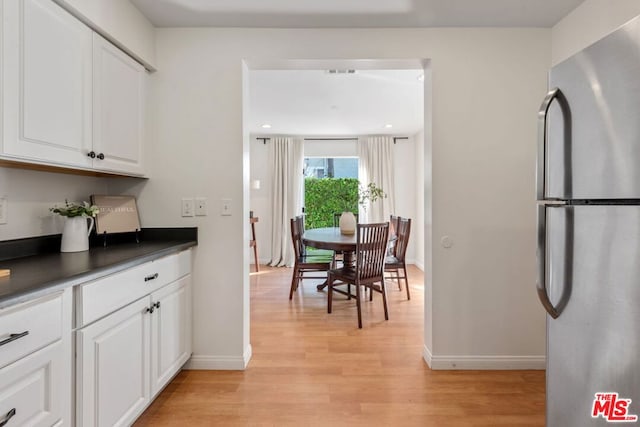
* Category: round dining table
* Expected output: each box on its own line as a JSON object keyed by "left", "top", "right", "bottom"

{"left": 302, "top": 226, "right": 396, "bottom": 290}
{"left": 302, "top": 227, "right": 357, "bottom": 290}
{"left": 302, "top": 227, "right": 357, "bottom": 253}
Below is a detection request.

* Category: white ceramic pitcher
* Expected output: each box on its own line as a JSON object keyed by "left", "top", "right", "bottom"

{"left": 60, "top": 216, "right": 94, "bottom": 253}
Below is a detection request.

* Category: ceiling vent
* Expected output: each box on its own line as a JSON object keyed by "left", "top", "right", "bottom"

{"left": 326, "top": 69, "right": 356, "bottom": 74}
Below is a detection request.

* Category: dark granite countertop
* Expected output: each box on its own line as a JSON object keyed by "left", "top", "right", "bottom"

{"left": 0, "top": 228, "right": 197, "bottom": 309}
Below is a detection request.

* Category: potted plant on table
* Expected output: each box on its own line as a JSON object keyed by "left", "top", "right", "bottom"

{"left": 50, "top": 201, "right": 99, "bottom": 253}
{"left": 338, "top": 182, "right": 386, "bottom": 235}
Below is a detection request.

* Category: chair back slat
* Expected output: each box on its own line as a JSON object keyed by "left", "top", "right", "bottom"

{"left": 356, "top": 222, "right": 389, "bottom": 281}
{"left": 388, "top": 214, "right": 400, "bottom": 256}
{"left": 394, "top": 218, "right": 412, "bottom": 262}
{"left": 290, "top": 216, "right": 305, "bottom": 259}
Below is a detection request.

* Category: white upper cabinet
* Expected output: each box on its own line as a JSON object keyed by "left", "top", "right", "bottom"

{"left": 2, "top": 0, "right": 93, "bottom": 168}
{"left": 0, "top": 0, "right": 147, "bottom": 176}
{"left": 93, "top": 33, "right": 146, "bottom": 176}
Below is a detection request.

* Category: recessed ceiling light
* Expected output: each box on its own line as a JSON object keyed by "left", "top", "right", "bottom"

{"left": 261, "top": 124, "right": 272, "bottom": 129}
{"left": 417, "top": 74, "right": 425, "bottom": 81}
{"left": 384, "top": 124, "right": 393, "bottom": 129}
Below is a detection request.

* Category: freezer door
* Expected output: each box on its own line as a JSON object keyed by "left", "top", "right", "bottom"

{"left": 546, "top": 16, "right": 640, "bottom": 200}
{"left": 546, "top": 205, "right": 640, "bottom": 426}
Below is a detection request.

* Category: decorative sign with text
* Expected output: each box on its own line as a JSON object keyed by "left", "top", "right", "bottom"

{"left": 90, "top": 195, "right": 141, "bottom": 234}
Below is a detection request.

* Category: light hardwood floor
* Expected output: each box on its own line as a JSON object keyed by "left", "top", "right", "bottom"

{"left": 135, "top": 265, "right": 545, "bottom": 426}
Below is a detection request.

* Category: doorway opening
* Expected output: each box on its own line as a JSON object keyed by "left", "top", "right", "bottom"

{"left": 243, "top": 58, "right": 432, "bottom": 364}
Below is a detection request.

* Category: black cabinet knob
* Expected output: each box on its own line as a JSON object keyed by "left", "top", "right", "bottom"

{"left": 97, "top": 153, "right": 105, "bottom": 160}
{"left": 87, "top": 151, "right": 96, "bottom": 158}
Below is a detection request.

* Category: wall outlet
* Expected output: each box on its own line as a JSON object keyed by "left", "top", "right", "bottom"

{"left": 195, "top": 198, "right": 207, "bottom": 216}
{"left": 181, "top": 198, "right": 195, "bottom": 217}
{"left": 0, "top": 197, "right": 6, "bottom": 224}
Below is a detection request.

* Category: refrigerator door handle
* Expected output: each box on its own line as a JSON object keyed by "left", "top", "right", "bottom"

{"left": 536, "top": 88, "right": 560, "bottom": 201}
{"left": 537, "top": 204, "right": 560, "bottom": 319}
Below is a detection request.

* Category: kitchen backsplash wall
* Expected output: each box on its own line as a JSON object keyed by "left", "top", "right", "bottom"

{"left": 0, "top": 166, "right": 108, "bottom": 241}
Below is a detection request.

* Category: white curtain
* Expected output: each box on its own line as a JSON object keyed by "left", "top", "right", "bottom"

{"left": 268, "top": 137, "right": 304, "bottom": 267}
{"left": 358, "top": 136, "right": 396, "bottom": 223}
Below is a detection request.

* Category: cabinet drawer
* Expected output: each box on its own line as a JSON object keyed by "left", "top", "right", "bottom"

{"left": 0, "top": 293, "right": 63, "bottom": 370}
{"left": 0, "top": 340, "right": 65, "bottom": 427}
{"left": 76, "top": 250, "right": 191, "bottom": 327}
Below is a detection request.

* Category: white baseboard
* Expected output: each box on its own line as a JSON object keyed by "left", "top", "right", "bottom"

{"left": 184, "top": 344, "right": 253, "bottom": 370}
{"left": 244, "top": 343, "right": 253, "bottom": 366}
{"left": 423, "top": 345, "right": 545, "bottom": 370}
{"left": 413, "top": 261, "right": 424, "bottom": 271}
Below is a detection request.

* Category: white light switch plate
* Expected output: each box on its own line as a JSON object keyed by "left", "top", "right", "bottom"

{"left": 195, "top": 198, "right": 207, "bottom": 216}
{"left": 221, "top": 199, "right": 232, "bottom": 216}
{"left": 0, "top": 197, "right": 6, "bottom": 224}
{"left": 181, "top": 198, "right": 195, "bottom": 217}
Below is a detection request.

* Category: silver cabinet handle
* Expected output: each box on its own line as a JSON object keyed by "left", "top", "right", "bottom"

{"left": 144, "top": 273, "right": 159, "bottom": 282}
{"left": 536, "top": 204, "right": 559, "bottom": 319}
{"left": 537, "top": 88, "right": 560, "bottom": 201}
{"left": 0, "top": 408, "right": 16, "bottom": 427}
{"left": 0, "top": 331, "right": 29, "bottom": 347}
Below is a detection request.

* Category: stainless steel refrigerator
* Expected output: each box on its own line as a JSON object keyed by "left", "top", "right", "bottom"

{"left": 537, "top": 15, "right": 640, "bottom": 427}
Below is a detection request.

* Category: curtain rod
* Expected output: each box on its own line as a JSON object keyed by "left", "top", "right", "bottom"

{"left": 256, "top": 137, "right": 409, "bottom": 144}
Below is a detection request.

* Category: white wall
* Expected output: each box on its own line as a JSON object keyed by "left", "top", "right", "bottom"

{"left": 54, "top": 0, "right": 156, "bottom": 69}
{"left": 552, "top": 0, "right": 640, "bottom": 65}
{"left": 248, "top": 136, "right": 272, "bottom": 265}
{"left": 414, "top": 128, "right": 426, "bottom": 270}
{"left": 249, "top": 135, "right": 419, "bottom": 265}
{"left": 118, "top": 27, "right": 549, "bottom": 370}
{"left": 0, "top": 167, "right": 108, "bottom": 241}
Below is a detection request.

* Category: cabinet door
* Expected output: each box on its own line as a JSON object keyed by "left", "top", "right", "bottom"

{"left": 1, "top": 0, "right": 93, "bottom": 168}
{"left": 151, "top": 275, "right": 192, "bottom": 396}
{"left": 77, "top": 298, "right": 151, "bottom": 427}
{"left": 0, "top": 341, "right": 65, "bottom": 427}
{"left": 92, "top": 33, "right": 146, "bottom": 176}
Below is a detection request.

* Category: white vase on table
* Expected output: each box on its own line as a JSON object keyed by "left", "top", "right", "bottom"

{"left": 60, "top": 216, "right": 94, "bottom": 253}
{"left": 339, "top": 212, "right": 357, "bottom": 235}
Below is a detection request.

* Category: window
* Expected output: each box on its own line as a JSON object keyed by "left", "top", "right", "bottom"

{"left": 303, "top": 157, "right": 359, "bottom": 229}
{"left": 304, "top": 157, "right": 358, "bottom": 179}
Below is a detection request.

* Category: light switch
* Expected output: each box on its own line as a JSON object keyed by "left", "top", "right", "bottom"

{"left": 195, "top": 198, "right": 207, "bottom": 216}
{"left": 181, "top": 198, "right": 195, "bottom": 217}
{"left": 0, "top": 197, "right": 6, "bottom": 224}
{"left": 221, "top": 199, "right": 232, "bottom": 216}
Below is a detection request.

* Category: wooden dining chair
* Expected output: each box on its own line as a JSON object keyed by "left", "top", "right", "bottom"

{"left": 289, "top": 216, "right": 333, "bottom": 299}
{"left": 387, "top": 214, "right": 400, "bottom": 256}
{"left": 385, "top": 217, "right": 412, "bottom": 300}
{"left": 327, "top": 222, "right": 390, "bottom": 328}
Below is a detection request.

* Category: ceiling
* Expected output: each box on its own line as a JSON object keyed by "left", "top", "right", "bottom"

{"left": 249, "top": 69, "right": 424, "bottom": 136}
{"left": 132, "top": 0, "right": 585, "bottom": 28}
{"left": 133, "top": 0, "right": 586, "bottom": 137}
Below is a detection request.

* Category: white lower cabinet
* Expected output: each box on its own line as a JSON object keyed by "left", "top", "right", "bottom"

{"left": 0, "top": 250, "right": 192, "bottom": 427}
{"left": 0, "top": 341, "right": 66, "bottom": 427}
{"left": 76, "top": 298, "right": 151, "bottom": 427}
{"left": 151, "top": 276, "right": 192, "bottom": 396}
{"left": 0, "top": 290, "right": 72, "bottom": 427}
{"left": 76, "top": 269, "right": 192, "bottom": 426}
